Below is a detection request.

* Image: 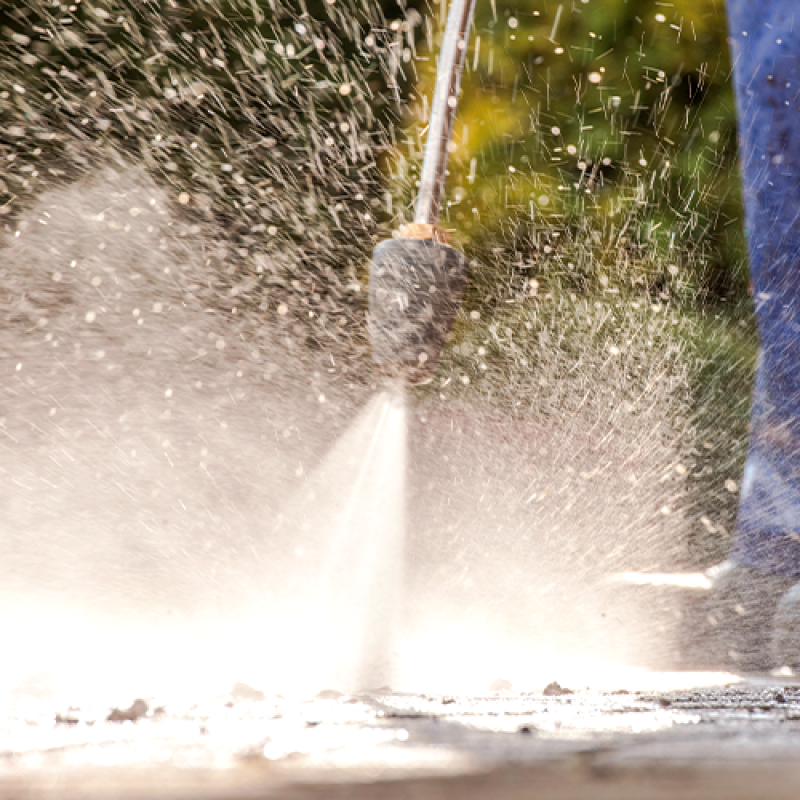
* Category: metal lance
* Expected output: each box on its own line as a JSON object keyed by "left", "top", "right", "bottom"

{"left": 368, "top": 0, "right": 476, "bottom": 383}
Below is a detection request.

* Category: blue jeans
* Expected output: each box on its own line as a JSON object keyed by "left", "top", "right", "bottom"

{"left": 728, "top": 2, "right": 800, "bottom": 578}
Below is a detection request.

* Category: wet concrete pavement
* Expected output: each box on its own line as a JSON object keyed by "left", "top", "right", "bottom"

{"left": 2, "top": 681, "right": 800, "bottom": 799}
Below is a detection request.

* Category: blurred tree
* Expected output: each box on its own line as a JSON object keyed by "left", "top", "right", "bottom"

{"left": 398, "top": 0, "right": 745, "bottom": 305}
{"left": 1, "top": 0, "right": 746, "bottom": 307}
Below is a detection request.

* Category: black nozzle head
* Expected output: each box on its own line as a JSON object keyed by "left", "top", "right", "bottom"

{"left": 369, "top": 237, "right": 468, "bottom": 384}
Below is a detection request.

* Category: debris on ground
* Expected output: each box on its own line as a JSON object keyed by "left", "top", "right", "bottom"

{"left": 543, "top": 682, "right": 574, "bottom": 696}
{"left": 107, "top": 699, "right": 148, "bottom": 722}
{"left": 518, "top": 724, "right": 536, "bottom": 735}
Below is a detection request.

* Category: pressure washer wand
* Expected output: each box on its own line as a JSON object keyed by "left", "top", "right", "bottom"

{"left": 369, "top": 0, "right": 476, "bottom": 384}
{"left": 415, "top": 0, "right": 478, "bottom": 228}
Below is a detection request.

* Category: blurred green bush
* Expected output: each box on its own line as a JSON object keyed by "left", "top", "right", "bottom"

{"left": 399, "top": 0, "right": 746, "bottom": 307}
{"left": 2, "top": 0, "right": 745, "bottom": 307}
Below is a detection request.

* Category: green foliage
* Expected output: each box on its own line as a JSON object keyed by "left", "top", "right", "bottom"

{"left": 396, "top": 0, "right": 745, "bottom": 306}
{"left": 2, "top": 0, "right": 746, "bottom": 310}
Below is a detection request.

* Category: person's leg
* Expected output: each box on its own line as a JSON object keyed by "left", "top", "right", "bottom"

{"left": 727, "top": 2, "right": 800, "bottom": 578}
{"left": 704, "top": 1, "right": 800, "bottom": 671}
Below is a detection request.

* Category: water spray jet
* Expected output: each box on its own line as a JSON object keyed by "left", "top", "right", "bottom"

{"left": 369, "top": 0, "right": 476, "bottom": 384}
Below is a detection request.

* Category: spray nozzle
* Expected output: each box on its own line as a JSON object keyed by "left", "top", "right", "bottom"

{"left": 367, "top": 0, "right": 475, "bottom": 384}
{"left": 368, "top": 230, "right": 467, "bottom": 385}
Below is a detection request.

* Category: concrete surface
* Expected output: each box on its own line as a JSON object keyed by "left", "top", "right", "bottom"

{"left": 2, "top": 681, "right": 800, "bottom": 799}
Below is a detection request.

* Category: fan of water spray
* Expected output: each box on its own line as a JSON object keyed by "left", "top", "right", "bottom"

{"left": 260, "top": 386, "right": 407, "bottom": 692}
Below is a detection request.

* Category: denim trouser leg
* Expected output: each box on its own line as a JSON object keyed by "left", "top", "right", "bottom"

{"left": 728, "top": 2, "right": 800, "bottom": 578}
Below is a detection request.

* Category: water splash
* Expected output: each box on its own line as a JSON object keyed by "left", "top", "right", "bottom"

{"left": 0, "top": 388, "right": 407, "bottom": 702}
{"left": 266, "top": 386, "right": 407, "bottom": 692}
